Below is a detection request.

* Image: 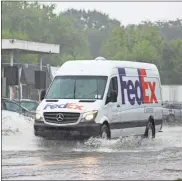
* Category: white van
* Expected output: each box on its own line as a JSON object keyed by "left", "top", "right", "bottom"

{"left": 34, "top": 57, "right": 163, "bottom": 139}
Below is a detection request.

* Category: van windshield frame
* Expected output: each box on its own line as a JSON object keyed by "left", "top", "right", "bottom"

{"left": 45, "top": 75, "right": 108, "bottom": 100}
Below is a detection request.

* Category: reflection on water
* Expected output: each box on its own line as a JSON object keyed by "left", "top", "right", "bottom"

{"left": 78, "top": 156, "right": 102, "bottom": 180}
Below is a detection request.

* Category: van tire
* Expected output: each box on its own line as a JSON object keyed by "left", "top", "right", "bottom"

{"left": 34, "top": 128, "right": 46, "bottom": 138}
{"left": 144, "top": 121, "right": 155, "bottom": 139}
{"left": 34, "top": 127, "right": 39, "bottom": 136}
{"left": 100, "top": 124, "right": 110, "bottom": 140}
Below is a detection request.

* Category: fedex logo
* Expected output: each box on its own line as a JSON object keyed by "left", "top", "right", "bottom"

{"left": 44, "top": 103, "right": 84, "bottom": 110}
{"left": 118, "top": 68, "right": 158, "bottom": 105}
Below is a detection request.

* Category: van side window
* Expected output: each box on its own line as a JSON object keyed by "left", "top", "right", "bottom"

{"left": 112, "top": 77, "right": 118, "bottom": 96}
{"left": 105, "top": 76, "right": 118, "bottom": 104}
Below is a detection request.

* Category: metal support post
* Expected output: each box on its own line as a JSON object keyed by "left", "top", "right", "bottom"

{"left": 9, "top": 51, "right": 14, "bottom": 100}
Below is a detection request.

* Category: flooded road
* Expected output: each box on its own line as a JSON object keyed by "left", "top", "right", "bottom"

{"left": 2, "top": 112, "right": 182, "bottom": 180}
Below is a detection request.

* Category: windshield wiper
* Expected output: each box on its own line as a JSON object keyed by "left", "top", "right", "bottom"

{"left": 46, "top": 100, "right": 59, "bottom": 102}
{"left": 79, "top": 100, "right": 96, "bottom": 102}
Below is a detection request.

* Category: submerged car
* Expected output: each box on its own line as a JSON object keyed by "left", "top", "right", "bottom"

{"left": 162, "top": 101, "right": 182, "bottom": 122}
{"left": 2, "top": 98, "right": 36, "bottom": 119}
{"left": 13, "top": 99, "right": 39, "bottom": 112}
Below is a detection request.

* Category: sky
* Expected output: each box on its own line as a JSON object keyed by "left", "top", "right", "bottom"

{"left": 43, "top": 2, "right": 182, "bottom": 26}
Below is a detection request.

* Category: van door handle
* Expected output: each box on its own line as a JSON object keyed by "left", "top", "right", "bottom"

{"left": 117, "top": 104, "right": 120, "bottom": 107}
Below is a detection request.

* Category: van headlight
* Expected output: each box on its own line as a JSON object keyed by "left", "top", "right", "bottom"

{"left": 35, "top": 110, "right": 42, "bottom": 121}
{"left": 82, "top": 110, "right": 98, "bottom": 122}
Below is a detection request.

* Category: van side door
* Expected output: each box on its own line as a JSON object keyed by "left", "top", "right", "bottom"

{"left": 104, "top": 76, "right": 120, "bottom": 124}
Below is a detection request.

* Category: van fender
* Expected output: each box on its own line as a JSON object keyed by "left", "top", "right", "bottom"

{"left": 97, "top": 116, "right": 110, "bottom": 125}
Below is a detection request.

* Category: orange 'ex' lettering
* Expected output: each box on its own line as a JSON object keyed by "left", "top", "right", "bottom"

{"left": 66, "top": 103, "right": 84, "bottom": 110}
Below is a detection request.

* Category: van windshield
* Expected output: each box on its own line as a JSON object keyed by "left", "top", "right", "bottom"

{"left": 45, "top": 76, "right": 108, "bottom": 100}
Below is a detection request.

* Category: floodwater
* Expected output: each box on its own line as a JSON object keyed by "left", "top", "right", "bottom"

{"left": 2, "top": 111, "right": 182, "bottom": 180}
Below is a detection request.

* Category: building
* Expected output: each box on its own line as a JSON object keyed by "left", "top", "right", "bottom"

{"left": 162, "top": 85, "right": 182, "bottom": 102}
{"left": 2, "top": 63, "right": 59, "bottom": 100}
{"left": 1, "top": 38, "right": 60, "bottom": 100}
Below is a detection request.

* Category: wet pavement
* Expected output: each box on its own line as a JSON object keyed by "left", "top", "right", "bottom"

{"left": 2, "top": 123, "right": 182, "bottom": 180}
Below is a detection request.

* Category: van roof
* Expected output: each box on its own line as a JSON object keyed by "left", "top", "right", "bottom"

{"left": 56, "top": 60, "right": 158, "bottom": 76}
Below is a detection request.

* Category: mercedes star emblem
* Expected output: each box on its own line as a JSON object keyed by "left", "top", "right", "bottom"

{"left": 56, "top": 113, "right": 64, "bottom": 122}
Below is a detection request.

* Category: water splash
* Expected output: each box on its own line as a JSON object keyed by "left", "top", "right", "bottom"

{"left": 2, "top": 110, "right": 34, "bottom": 136}
{"left": 2, "top": 110, "right": 182, "bottom": 153}
{"left": 73, "top": 125, "right": 182, "bottom": 153}
{"left": 2, "top": 110, "right": 38, "bottom": 151}
{"left": 73, "top": 136, "right": 149, "bottom": 153}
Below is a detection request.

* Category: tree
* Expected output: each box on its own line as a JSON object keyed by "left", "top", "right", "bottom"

{"left": 2, "top": 2, "right": 182, "bottom": 84}
{"left": 155, "top": 19, "right": 182, "bottom": 41}
{"left": 1, "top": 2, "right": 91, "bottom": 65}
{"left": 62, "top": 9, "right": 121, "bottom": 57}
{"left": 102, "top": 24, "right": 163, "bottom": 63}
{"left": 2, "top": 29, "right": 37, "bottom": 64}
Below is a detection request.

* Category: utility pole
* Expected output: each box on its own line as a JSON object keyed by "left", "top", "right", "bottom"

{"left": 38, "top": 55, "right": 43, "bottom": 102}
{"left": 9, "top": 51, "right": 14, "bottom": 100}
{"left": 40, "top": 55, "right": 43, "bottom": 71}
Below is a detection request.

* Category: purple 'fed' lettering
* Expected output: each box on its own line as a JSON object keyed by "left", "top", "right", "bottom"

{"left": 118, "top": 68, "right": 143, "bottom": 105}
{"left": 43, "top": 103, "right": 67, "bottom": 110}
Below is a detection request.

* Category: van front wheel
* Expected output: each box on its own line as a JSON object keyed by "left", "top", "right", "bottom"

{"left": 100, "top": 124, "right": 110, "bottom": 140}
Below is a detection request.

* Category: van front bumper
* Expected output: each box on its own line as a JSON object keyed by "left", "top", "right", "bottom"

{"left": 34, "top": 120, "right": 101, "bottom": 138}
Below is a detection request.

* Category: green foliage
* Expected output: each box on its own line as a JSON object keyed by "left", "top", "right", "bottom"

{"left": 2, "top": 29, "right": 37, "bottom": 64}
{"left": 102, "top": 24, "right": 163, "bottom": 62}
{"left": 1, "top": 2, "right": 91, "bottom": 65}
{"left": 1, "top": 2, "right": 182, "bottom": 84}
{"left": 2, "top": 29, "right": 30, "bottom": 40}
{"left": 102, "top": 22, "right": 182, "bottom": 84}
{"left": 62, "top": 9, "right": 121, "bottom": 58}
{"left": 62, "top": 9, "right": 120, "bottom": 30}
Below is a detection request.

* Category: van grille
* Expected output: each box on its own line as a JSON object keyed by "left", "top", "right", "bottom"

{"left": 43, "top": 112, "right": 80, "bottom": 124}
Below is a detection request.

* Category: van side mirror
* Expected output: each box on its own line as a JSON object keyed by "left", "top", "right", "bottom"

{"left": 40, "top": 90, "right": 46, "bottom": 101}
{"left": 110, "top": 90, "right": 117, "bottom": 102}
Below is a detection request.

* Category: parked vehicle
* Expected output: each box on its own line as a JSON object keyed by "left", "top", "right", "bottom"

{"left": 2, "top": 98, "right": 35, "bottom": 119}
{"left": 34, "top": 57, "right": 163, "bottom": 140}
{"left": 162, "top": 101, "right": 182, "bottom": 122}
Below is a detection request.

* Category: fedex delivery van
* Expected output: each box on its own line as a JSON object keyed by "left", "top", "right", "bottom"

{"left": 34, "top": 57, "right": 163, "bottom": 139}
